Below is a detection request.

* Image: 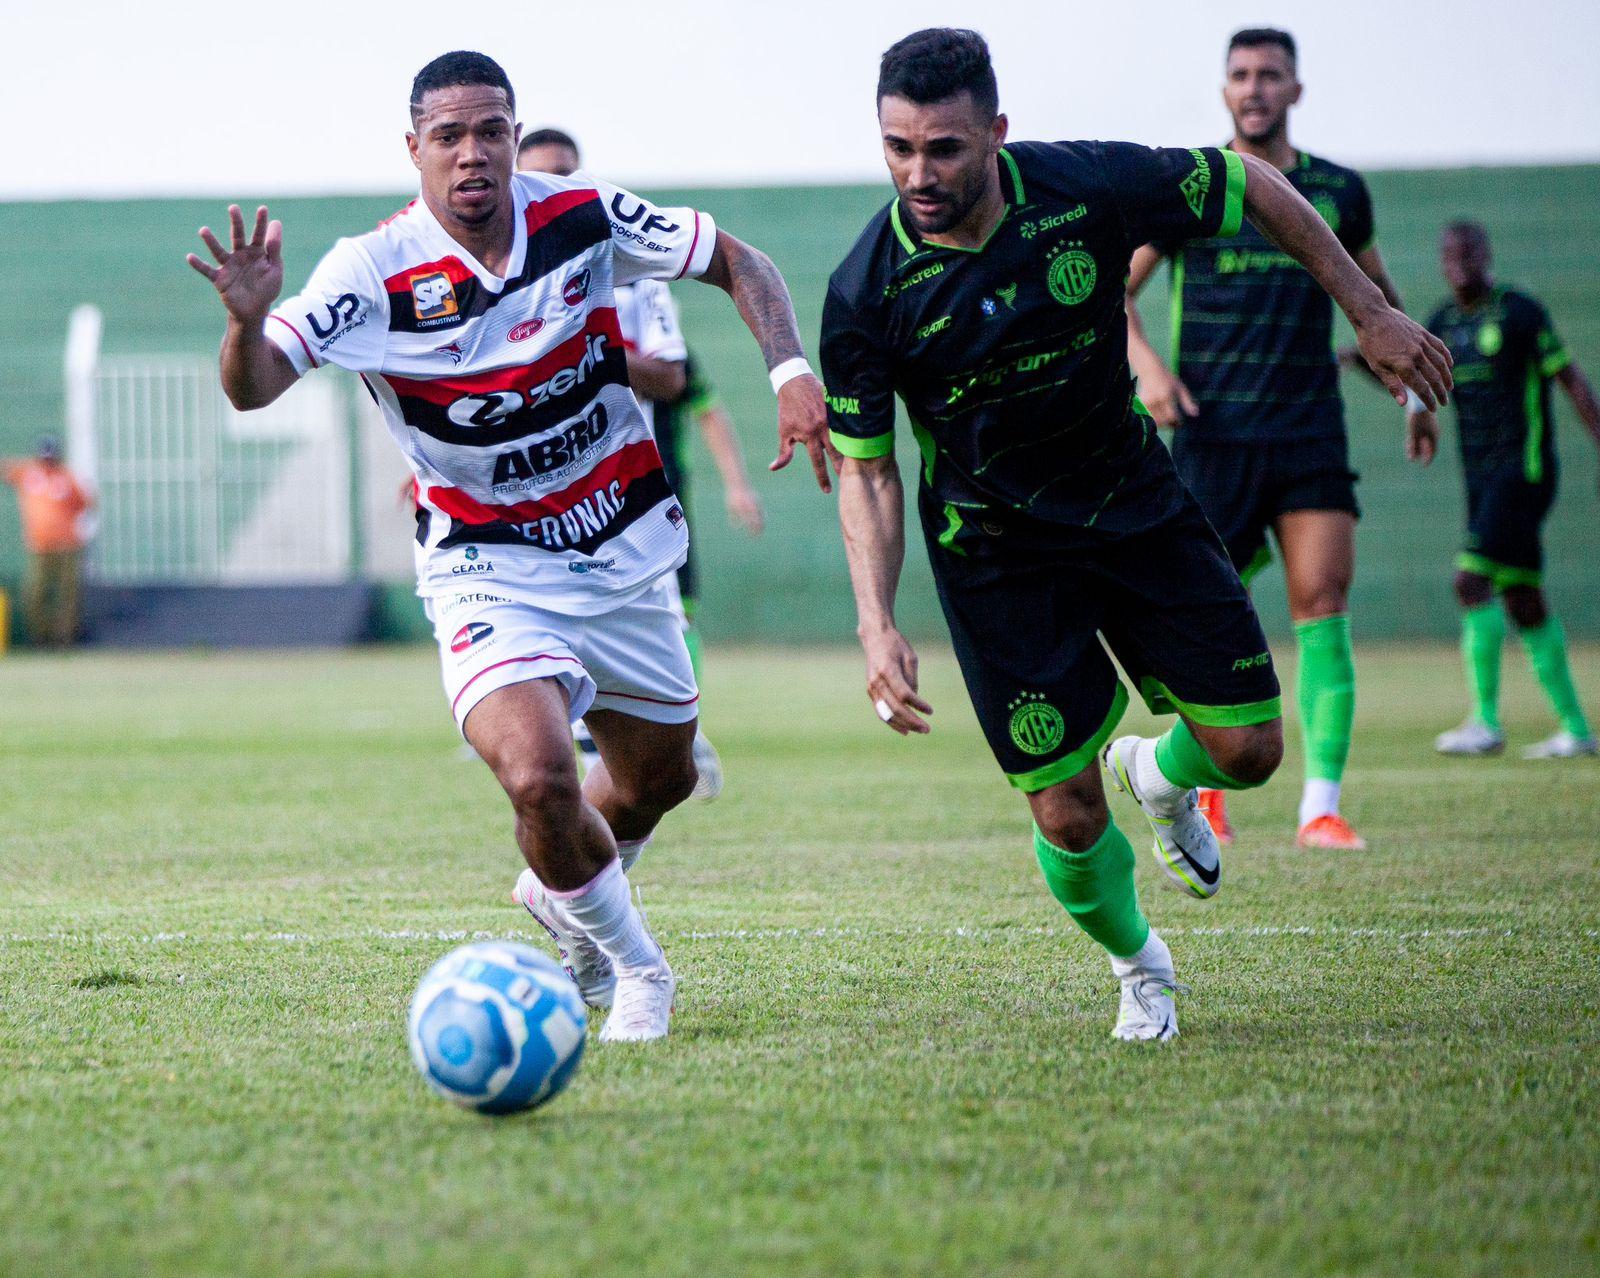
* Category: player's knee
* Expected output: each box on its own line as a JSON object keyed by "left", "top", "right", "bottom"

{"left": 1454, "top": 570, "right": 1493, "bottom": 607}
{"left": 613, "top": 749, "right": 698, "bottom": 814}
{"left": 498, "top": 758, "right": 582, "bottom": 823}
{"left": 1031, "top": 778, "right": 1110, "bottom": 852}
{"left": 1503, "top": 585, "right": 1547, "bottom": 630}
{"left": 1291, "top": 582, "right": 1350, "bottom": 620}
{"left": 1211, "top": 721, "right": 1283, "bottom": 788}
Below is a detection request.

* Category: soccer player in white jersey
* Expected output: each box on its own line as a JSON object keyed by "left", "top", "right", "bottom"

{"left": 186, "top": 51, "right": 831, "bottom": 1042}
{"left": 516, "top": 128, "right": 728, "bottom": 799}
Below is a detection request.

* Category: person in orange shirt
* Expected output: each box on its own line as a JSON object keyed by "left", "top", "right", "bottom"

{"left": 2, "top": 436, "right": 94, "bottom": 647}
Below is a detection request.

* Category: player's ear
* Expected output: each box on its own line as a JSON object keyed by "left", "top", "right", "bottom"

{"left": 1289, "top": 80, "right": 1304, "bottom": 107}
{"left": 991, "top": 113, "right": 1009, "bottom": 150}
{"left": 406, "top": 131, "right": 422, "bottom": 173}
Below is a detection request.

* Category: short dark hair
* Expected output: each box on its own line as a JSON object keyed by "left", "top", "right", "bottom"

{"left": 410, "top": 51, "right": 514, "bottom": 122}
{"left": 1443, "top": 219, "right": 1490, "bottom": 247}
{"left": 518, "top": 128, "right": 580, "bottom": 159}
{"left": 1228, "top": 27, "right": 1297, "bottom": 66}
{"left": 877, "top": 28, "right": 998, "bottom": 118}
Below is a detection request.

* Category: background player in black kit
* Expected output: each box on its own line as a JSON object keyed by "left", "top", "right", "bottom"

{"left": 1125, "top": 28, "right": 1428, "bottom": 853}
{"left": 822, "top": 29, "right": 1451, "bottom": 1040}
{"left": 1422, "top": 221, "right": 1600, "bottom": 759}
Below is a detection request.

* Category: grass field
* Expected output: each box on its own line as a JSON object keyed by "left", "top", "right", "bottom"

{"left": 2, "top": 643, "right": 1598, "bottom": 1277}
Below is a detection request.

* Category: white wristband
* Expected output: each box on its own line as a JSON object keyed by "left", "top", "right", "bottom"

{"left": 769, "top": 357, "right": 813, "bottom": 394}
{"left": 1404, "top": 388, "right": 1426, "bottom": 413}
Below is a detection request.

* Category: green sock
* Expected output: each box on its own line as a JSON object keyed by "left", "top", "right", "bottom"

{"left": 1519, "top": 617, "right": 1592, "bottom": 738}
{"left": 1153, "top": 718, "right": 1262, "bottom": 791}
{"left": 1295, "top": 614, "right": 1355, "bottom": 784}
{"left": 1033, "top": 822, "right": 1150, "bottom": 958}
{"left": 1460, "top": 603, "right": 1505, "bottom": 732}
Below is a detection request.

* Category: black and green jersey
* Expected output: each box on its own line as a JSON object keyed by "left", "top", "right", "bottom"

{"left": 821, "top": 140, "right": 1246, "bottom": 539}
{"left": 1426, "top": 287, "right": 1571, "bottom": 483}
{"left": 1162, "top": 150, "right": 1373, "bottom": 442}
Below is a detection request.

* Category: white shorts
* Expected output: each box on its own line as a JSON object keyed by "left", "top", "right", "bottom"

{"left": 427, "top": 577, "right": 699, "bottom": 734}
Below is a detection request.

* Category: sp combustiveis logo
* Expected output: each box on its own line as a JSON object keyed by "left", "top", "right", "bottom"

{"left": 1046, "top": 243, "right": 1096, "bottom": 306}
{"left": 1008, "top": 693, "right": 1066, "bottom": 756}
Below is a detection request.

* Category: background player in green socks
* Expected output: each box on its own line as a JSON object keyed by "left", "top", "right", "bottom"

{"left": 823, "top": 29, "right": 1450, "bottom": 1040}
{"left": 1423, "top": 221, "right": 1600, "bottom": 759}
{"left": 1126, "top": 26, "right": 1427, "bottom": 851}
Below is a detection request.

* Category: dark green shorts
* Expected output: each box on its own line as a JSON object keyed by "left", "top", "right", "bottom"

{"left": 1459, "top": 464, "right": 1555, "bottom": 589}
{"left": 925, "top": 471, "right": 1282, "bottom": 793}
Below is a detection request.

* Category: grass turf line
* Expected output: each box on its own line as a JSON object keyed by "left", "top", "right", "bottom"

{"left": 1, "top": 644, "right": 1596, "bottom": 1277}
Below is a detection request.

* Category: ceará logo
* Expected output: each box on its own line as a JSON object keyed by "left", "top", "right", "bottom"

{"left": 507, "top": 318, "right": 546, "bottom": 343}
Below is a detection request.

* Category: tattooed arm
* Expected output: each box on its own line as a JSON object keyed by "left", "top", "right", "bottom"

{"left": 700, "top": 229, "right": 837, "bottom": 492}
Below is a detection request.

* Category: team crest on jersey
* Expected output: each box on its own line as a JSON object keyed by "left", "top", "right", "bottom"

{"left": 562, "top": 269, "right": 592, "bottom": 307}
{"left": 411, "top": 271, "right": 460, "bottom": 322}
{"left": 449, "top": 621, "right": 494, "bottom": 653}
{"left": 1045, "top": 243, "right": 1097, "bottom": 306}
{"left": 434, "top": 340, "right": 465, "bottom": 364}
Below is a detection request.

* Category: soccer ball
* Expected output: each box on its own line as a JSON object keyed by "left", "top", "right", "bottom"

{"left": 407, "top": 940, "right": 587, "bottom": 1115}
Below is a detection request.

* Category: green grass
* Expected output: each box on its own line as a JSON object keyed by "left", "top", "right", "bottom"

{"left": 2, "top": 643, "right": 1597, "bottom": 1277}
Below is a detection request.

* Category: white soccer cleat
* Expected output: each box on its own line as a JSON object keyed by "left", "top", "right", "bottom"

{"left": 598, "top": 962, "right": 676, "bottom": 1043}
{"left": 1102, "top": 736, "right": 1222, "bottom": 899}
{"left": 512, "top": 868, "right": 616, "bottom": 1009}
{"left": 1110, "top": 933, "right": 1184, "bottom": 1042}
{"left": 1434, "top": 720, "right": 1506, "bottom": 756}
{"left": 690, "top": 728, "right": 724, "bottom": 800}
{"left": 1521, "top": 731, "right": 1599, "bottom": 760}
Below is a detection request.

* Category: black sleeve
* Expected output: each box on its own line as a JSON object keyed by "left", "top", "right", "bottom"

{"left": 819, "top": 283, "right": 896, "bottom": 459}
{"left": 1096, "top": 142, "right": 1248, "bottom": 249}
{"left": 1515, "top": 294, "right": 1572, "bottom": 377}
{"left": 1341, "top": 172, "right": 1376, "bottom": 254}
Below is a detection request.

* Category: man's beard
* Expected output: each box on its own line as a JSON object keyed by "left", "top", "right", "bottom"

{"left": 901, "top": 175, "right": 984, "bottom": 235}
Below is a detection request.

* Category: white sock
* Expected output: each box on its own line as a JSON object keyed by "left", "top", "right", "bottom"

{"left": 1110, "top": 929, "right": 1173, "bottom": 980}
{"left": 1131, "top": 737, "right": 1186, "bottom": 812}
{"left": 547, "top": 859, "right": 663, "bottom": 972}
{"left": 616, "top": 836, "right": 651, "bottom": 874}
{"left": 1299, "top": 778, "right": 1341, "bottom": 827}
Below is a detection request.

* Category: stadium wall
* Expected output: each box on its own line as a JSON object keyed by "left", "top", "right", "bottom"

{"left": 2, "top": 164, "right": 1597, "bottom": 645}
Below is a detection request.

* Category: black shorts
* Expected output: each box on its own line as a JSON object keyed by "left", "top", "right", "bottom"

{"left": 925, "top": 468, "right": 1283, "bottom": 793}
{"left": 1170, "top": 432, "right": 1360, "bottom": 581}
{"left": 1459, "top": 465, "right": 1556, "bottom": 589}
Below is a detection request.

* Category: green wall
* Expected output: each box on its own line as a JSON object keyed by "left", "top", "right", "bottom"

{"left": 3, "top": 165, "right": 1598, "bottom": 643}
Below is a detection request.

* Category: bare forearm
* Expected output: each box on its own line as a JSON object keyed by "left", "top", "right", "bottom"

{"left": 697, "top": 405, "right": 753, "bottom": 491}
{"left": 700, "top": 231, "right": 805, "bottom": 370}
{"left": 625, "top": 352, "right": 686, "bottom": 402}
{"left": 1241, "top": 155, "right": 1387, "bottom": 330}
{"left": 1558, "top": 365, "right": 1600, "bottom": 444}
{"left": 1125, "top": 296, "right": 1168, "bottom": 383}
{"left": 838, "top": 457, "right": 905, "bottom": 636}
{"left": 220, "top": 317, "right": 296, "bottom": 410}
{"left": 1354, "top": 245, "right": 1405, "bottom": 311}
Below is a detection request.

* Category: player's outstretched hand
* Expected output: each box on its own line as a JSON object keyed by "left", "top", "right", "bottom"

{"left": 770, "top": 373, "right": 840, "bottom": 493}
{"left": 1406, "top": 410, "right": 1439, "bottom": 466}
{"left": 186, "top": 205, "right": 284, "bottom": 325}
{"left": 861, "top": 626, "right": 932, "bottom": 736}
{"left": 1138, "top": 364, "right": 1199, "bottom": 430}
{"left": 1355, "top": 305, "right": 1453, "bottom": 411}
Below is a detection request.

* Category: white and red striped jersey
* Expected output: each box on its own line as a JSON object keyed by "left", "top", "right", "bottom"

{"left": 265, "top": 171, "right": 716, "bottom": 613}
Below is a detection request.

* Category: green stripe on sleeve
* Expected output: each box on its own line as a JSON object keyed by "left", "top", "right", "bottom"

{"left": 1218, "top": 149, "right": 1247, "bottom": 238}
{"left": 1540, "top": 350, "right": 1572, "bottom": 377}
{"left": 829, "top": 429, "right": 894, "bottom": 460}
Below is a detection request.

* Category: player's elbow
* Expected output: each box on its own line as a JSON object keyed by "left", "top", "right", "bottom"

{"left": 222, "top": 381, "right": 273, "bottom": 412}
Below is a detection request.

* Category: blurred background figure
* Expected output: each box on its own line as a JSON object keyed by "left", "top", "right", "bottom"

{"left": 1422, "top": 221, "right": 1600, "bottom": 759}
{"left": 518, "top": 127, "right": 766, "bottom": 800}
{"left": 2, "top": 435, "right": 94, "bottom": 647}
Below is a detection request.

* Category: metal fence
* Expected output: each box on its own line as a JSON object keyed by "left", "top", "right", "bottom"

{"left": 66, "top": 306, "right": 354, "bottom": 584}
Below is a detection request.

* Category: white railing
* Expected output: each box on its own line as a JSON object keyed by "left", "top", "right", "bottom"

{"left": 65, "top": 306, "right": 354, "bottom": 584}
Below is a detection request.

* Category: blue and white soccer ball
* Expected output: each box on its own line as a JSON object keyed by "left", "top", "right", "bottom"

{"left": 407, "top": 940, "right": 587, "bottom": 1115}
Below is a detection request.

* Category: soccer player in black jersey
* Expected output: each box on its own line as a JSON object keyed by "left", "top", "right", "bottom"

{"left": 1422, "top": 221, "right": 1600, "bottom": 759}
{"left": 1125, "top": 28, "right": 1427, "bottom": 852}
{"left": 821, "top": 29, "right": 1449, "bottom": 1040}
